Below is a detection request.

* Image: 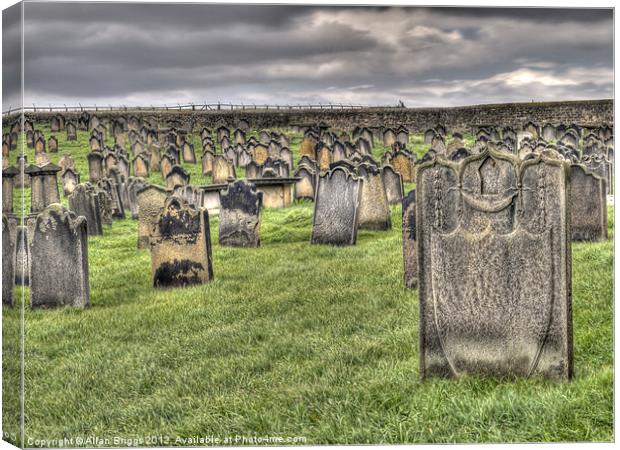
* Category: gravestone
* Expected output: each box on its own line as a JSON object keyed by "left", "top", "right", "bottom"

{"left": 381, "top": 165, "right": 403, "bottom": 205}
{"left": 60, "top": 168, "right": 80, "bottom": 196}
{"left": 212, "top": 155, "right": 235, "bottom": 184}
{"left": 2, "top": 215, "right": 14, "bottom": 306}
{"left": 66, "top": 122, "right": 77, "bottom": 141}
{"left": 87, "top": 151, "right": 105, "bottom": 183}
{"left": 294, "top": 165, "right": 316, "bottom": 200}
{"left": 219, "top": 180, "right": 263, "bottom": 247}
{"left": 15, "top": 225, "right": 29, "bottom": 285}
{"left": 311, "top": 167, "right": 363, "bottom": 245}
{"left": 97, "top": 177, "right": 125, "bottom": 219}
{"left": 160, "top": 154, "right": 174, "bottom": 179}
{"left": 382, "top": 128, "right": 396, "bottom": 147}
{"left": 253, "top": 144, "right": 269, "bottom": 165}
{"left": 29, "top": 204, "right": 89, "bottom": 308}
{"left": 570, "top": 164, "right": 607, "bottom": 241}
{"left": 48, "top": 136, "right": 58, "bottom": 153}
{"left": 34, "top": 137, "right": 46, "bottom": 154}
{"left": 201, "top": 150, "right": 215, "bottom": 176}
{"left": 391, "top": 151, "right": 415, "bottom": 183}
{"left": 416, "top": 147, "right": 572, "bottom": 380}
{"left": 2, "top": 166, "right": 19, "bottom": 215}
{"left": 25, "top": 163, "right": 61, "bottom": 214}
{"left": 126, "top": 177, "right": 149, "bottom": 219}
{"left": 182, "top": 142, "right": 196, "bottom": 164}
{"left": 133, "top": 153, "right": 150, "bottom": 178}
{"left": 357, "top": 164, "right": 391, "bottom": 230}
{"left": 150, "top": 197, "right": 213, "bottom": 288}
{"left": 402, "top": 190, "right": 417, "bottom": 289}
{"left": 165, "top": 165, "right": 190, "bottom": 189}
{"left": 317, "top": 145, "right": 332, "bottom": 171}
{"left": 136, "top": 184, "right": 170, "bottom": 249}
{"left": 68, "top": 183, "right": 104, "bottom": 236}
{"left": 299, "top": 135, "right": 317, "bottom": 159}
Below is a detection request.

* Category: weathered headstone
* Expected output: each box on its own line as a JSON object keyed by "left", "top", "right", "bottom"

{"left": 133, "top": 153, "right": 150, "bottom": 178}
{"left": 87, "top": 151, "right": 104, "bottom": 183}
{"left": 219, "top": 180, "right": 263, "bottom": 247}
{"left": 136, "top": 184, "right": 170, "bottom": 249}
{"left": 2, "top": 215, "right": 14, "bottom": 306}
{"left": 60, "top": 168, "right": 80, "bottom": 196}
{"left": 48, "top": 136, "right": 58, "bottom": 153}
{"left": 416, "top": 148, "right": 572, "bottom": 379}
{"left": 149, "top": 196, "right": 213, "bottom": 288}
{"left": 29, "top": 204, "right": 89, "bottom": 308}
{"left": 402, "top": 190, "right": 417, "bottom": 289}
{"left": 2, "top": 166, "right": 19, "bottom": 215}
{"left": 294, "top": 165, "right": 316, "bottom": 200}
{"left": 165, "top": 165, "right": 190, "bottom": 189}
{"left": 570, "top": 164, "right": 607, "bottom": 241}
{"left": 357, "top": 164, "right": 391, "bottom": 230}
{"left": 311, "top": 167, "right": 363, "bottom": 246}
{"left": 212, "top": 155, "right": 235, "bottom": 184}
{"left": 381, "top": 165, "right": 403, "bottom": 205}
{"left": 68, "top": 183, "right": 104, "bottom": 236}
{"left": 25, "top": 163, "right": 61, "bottom": 214}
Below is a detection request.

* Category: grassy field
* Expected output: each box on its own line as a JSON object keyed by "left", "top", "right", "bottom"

{"left": 1, "top": 123, "right": 613, "bottom": 445}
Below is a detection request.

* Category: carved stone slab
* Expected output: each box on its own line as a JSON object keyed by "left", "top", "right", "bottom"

{"left": 136, "top": 184, "right": 170, "bottom": 249}
{"left": 311, "top": 167, "right": 362, "bottom": 246}
{"left": 149, "top": 197, "right": 213, "bottom": 288}
{"left": 29, "top": 204, "right": 90, "bottom": 308}
{"left": 416, "top": 147, "right": 572, "bottom": 380}
{"left": 357, "top": 164, "right": 391, "bottom": 230}
{"left": 570, "top": 164, "right": 607, "bottom": 241}
{"left": 402, "top": 189, "right": 417, "bottom": 289}
{"left": 218, "top": 180, "right": 262, "bottom": 248}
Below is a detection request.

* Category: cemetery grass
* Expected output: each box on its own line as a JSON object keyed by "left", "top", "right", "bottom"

{"left": 3, "top": 126, "right": 614, "bottom": 444}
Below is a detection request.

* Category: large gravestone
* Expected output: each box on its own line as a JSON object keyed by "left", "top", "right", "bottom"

{"left": 68, "top": 183, "right": 104, "bottom": 236}
{"left": 570, "top": 164, "right": 607, "bottom": 241}
{"left": 311, "top": 167, "right": 363, "bottom": 245}
{"left": 29, "top": 204, "right": 90, "bottom": 308}
{"left": 402, "top": 190, "right": 417, "bottom": 289}
{"left": 136, "top": 184, "right": 170, "bottom": 249}
{"left": 150, "top": 197, "right": 213, "bottom": 288}
{"left": 219, "top": 180, "right": 263, "bottom": 247}
{"left": 2, "top": 215, "right": 14, "bottom": 306}
{"left": 25, "top": 163, "right": 61, "bottom": 214}
{"left": 416, "top": 147, "right": 572, "bottom": 380}
{"left": 357, "top": 164, "right": 391, "bottom": 230}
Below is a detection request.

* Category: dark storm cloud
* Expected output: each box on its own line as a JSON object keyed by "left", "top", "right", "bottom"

{"left": 2, "top": 2, "right": 22, "bottom": 111}
{"left": 6, "top": 2, "right": 614, "bottom": 109}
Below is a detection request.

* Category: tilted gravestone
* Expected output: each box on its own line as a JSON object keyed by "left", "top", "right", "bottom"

{"left": 416, "top": 147, "right": 572, "bottom": 380}
{"left": 28, "top": 204, "right": 89, "bottom": 308}
{"left": 68, "top": 183, "right": 104, "bottom": 236}
{"left": 311, "top": 167, "right": 363, "bottom": 246}
{"left": 402, "top": 189, "right": 417, "bottom": 289}
{"left": 126, "top": 177, "right": 149, "bottom": 219}
{"left": 149, "top": 196, "right": 213, "bottom": 288}
{"left": 381, "top": 165, "right": 403, "bottom": 205}
{"left": 2, "top": 215, "right": 14, "bottom": 306}
{"left": 570, "top": 164, "right": 607, "bottom": 241}
{"left": 357, "top": 163, "right": 391, "bottom": 230}
{"left": 136, "top": 184, "right": 170, "bottom": 249}
{"left": 219, "top": 180, "right": 263, "bottom": 247}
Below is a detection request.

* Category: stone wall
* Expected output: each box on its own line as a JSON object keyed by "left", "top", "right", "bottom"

{"left": 15, "top": 99, "right": 613, "bottom": 132}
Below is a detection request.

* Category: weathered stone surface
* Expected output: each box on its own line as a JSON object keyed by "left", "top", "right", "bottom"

{"left": 212, "top": 155, "right": 235, "bottom": 184}
{"left": 150, "top": 196, "right": 213, "bottom": 288}
{"left": 182, "top": 142, "right": 196, "bottom": 164}
{"left": 390, "top": 151, "right": 415, "bottom": 182}
{"left": 68, "top": 183, "right": 104, "bottom": 236}
{"left": 165, "top": 165, "right": 190, "bottom": 189}
{"left": 87, "top": 151, "right": 104, "bottom": 182}
{"left": 25, "top": 163, "right": 61, "bottom": 214}
{"left": 253, "top": 144, "right": 269, "bottom": 165}
{"left": 294, "top": 165, "right": 316, "bottom": 200}
{"left": 570, "top": 164, "right": 607, "bottom": 241}
{"left": 48, "top": 136, "right": 58, "bottom": 153}
{"left": 2, "top": 166, "right": 19, "bottom": 215}
{"left": 136, "top": 184, "right": 170, "bottom": 249}
{"left": 2, "top": 215, "right": 14, "bottom": 306}
{"left": 29, "top": 204, "right": 89, "bottom": 308}
{"left": 126, "top": 177, "right": 149, "bottom": 219}
{"left": 133, "top": 153, "right": 150, "bottom": 178}
{"left": 97, "top": 177, "right": 125, "bottom": 219}
{"left": 357, "top": 163, "right": 391, "bottom": 230}
{"left": 416, "top": 147, "right": 572, "bottom": 380}
{"left": 311, "top": 167, "right": 362, "bottom": 245}
{"left": 299, "top": 135, "right": 317, "bottom": 159}
{"left": 218, "top": 180, "right": 262, "bottom": 247}
{"left": 201, "top": 150, "right": 215, "bottom": 176}
{"left": 402, "top": 189, "right": 417, "bottom": 289}
{"left": 60, "top": 167, "right": 80, "bottom": 196}
{"left": 381, "top": 165, "right": 403, "bottom": 205}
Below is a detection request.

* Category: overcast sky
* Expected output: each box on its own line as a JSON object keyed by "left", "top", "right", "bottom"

{"left": 2, "top": 2, "right": 614, "bottom": 110}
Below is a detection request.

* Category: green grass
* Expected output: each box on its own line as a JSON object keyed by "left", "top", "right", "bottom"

{"left": 1, "top": 124, "right": 613, "bottom": 446}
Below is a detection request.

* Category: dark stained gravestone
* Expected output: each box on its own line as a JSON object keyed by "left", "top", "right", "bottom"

{"left": 416, "top": 147, "right": 572, "bottom": 380}
{"left": 165, "top": 165, "right": 190, "bottom": 190}
{"left": 402, "top": 189, "right": 417, "bottom": 289}
{"left": 2, "top": 215, "right": 14, "bottom": 306}
{"left": 136, "top": 184, "right": 170, "bottom": 249}
{"left": 381, "top": 165, "right": 403, "bottom": 205}
{"left": 97, "top": 177, "right": 125, "bottom": 219}
{"left": 570, "top": 164, "right": 607, "bottom": 241}
{"left": 311, "top": 167, "right": 363, "bottom": 246}
{"left": 48, "top": 136, "right": 58, "bottom": 153}
{"left": 29, "top": 204, "right": 89, "bottom": 308}
{"left": 424, "top": 128, "right": 436, "bottom": 144}
{"left": 357, "top": 163, "right": 391, "bottom": 230}
{"left": 149, "top": 196, "right": 213, "bottom": 288}
{"left": 219, "top": 180, "right": 263, "bottom": 248}
{"left": 68, "top": 183, "right": 104, "bottom": 236}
